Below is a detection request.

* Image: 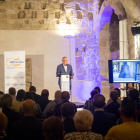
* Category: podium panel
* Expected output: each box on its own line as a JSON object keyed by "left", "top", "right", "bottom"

{"left": 61, "top": 75, "right": 70, "bottom": 93}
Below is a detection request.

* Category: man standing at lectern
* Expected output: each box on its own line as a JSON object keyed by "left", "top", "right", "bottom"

{"left": 56, "top": 57, "right": 74, "bottom": 89}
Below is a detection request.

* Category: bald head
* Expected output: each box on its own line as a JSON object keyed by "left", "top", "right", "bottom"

{"left": 61, "top": 91, "right": 70, "bottom": 100}
{"left": 21, "top": 99, "right": 36, "bottom": 116}
{"left": 55, "top": 90, "right": 61, "bottom": 100}
{"left": 93, "top": 94, "right": 106, "bottom": 108}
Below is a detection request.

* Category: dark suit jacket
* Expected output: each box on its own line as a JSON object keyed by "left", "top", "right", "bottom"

{"left": 32, "top": 92, "right": 42, "bottom": 104}
{"left": 37, "top": 98, "right": 51, "bottom": 112}
{"left": 56, "top": 63, "right": 73, "bottom": 89}
{"left": 63, "top": 118, "right": 77, "bottom": 135}
{"left": 9, "top": 116, "right": 45, "bottom": 140}
{"left": 92, "top": 110, "right": 117, "bottom": 137}
{"left": 2, "top": 108, "right": 22, "bottom": 133}
{"left": 104, "top": 101, "right": 120, "bottom": 119}
{"left": 54, "top": 100, "right": 77, "bottom": 118}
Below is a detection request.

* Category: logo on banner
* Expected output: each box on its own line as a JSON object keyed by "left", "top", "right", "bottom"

{"left": 12, "top": 75, "right": 18, "bottom": 79}
{"left": 5, "top": 76, "right": 11, "bottom": 79}
{"left": 6, "top": 57, "right": 24, "bottom": 67}
{"left": 19, "top": 82, "right": 25, "bottom": 86}
{"left": 12, "top": 83, "right": 18, "bottom": 86}
{"left": 19, "top": 75, "right": 25, "bottom": 79}
{"left": 6, "top": 83, "right": 11, "bottom": 86}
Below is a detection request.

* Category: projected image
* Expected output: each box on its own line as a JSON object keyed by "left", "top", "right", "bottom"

{"left": 112, "top": 60, "right": 140, "bottom": 82}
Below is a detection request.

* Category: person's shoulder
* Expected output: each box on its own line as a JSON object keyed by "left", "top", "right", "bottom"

{"left": 64, "top": 132, "right": 77, "bottom": 140}
{"left": 35, "top": 93, "right": 41, "bottom": 97}
{"left": 86, "top": 99, "right": 92, "bottom": 103}
{"left": 55, "top": 101, "right": 62, "bottom": 108}
{"left": 88, "top": 132, "right": 103, "bottom": 139}
{"left": 105, "top": 111, "right": 116, "bottom": 117}
{"left": 11, "top": 109, "right": 22, "bottom": 116}
{"left": 57, "top": 63, "right": 63, "bottom": 67}
{"left": 67, "top": 64, "right": 72, "bottom": 67}
{"left": 70, "top": 102, "right": 77, "bottom": 107}
{"left": 105, "top": 125, "right": 121, "bottom": 140}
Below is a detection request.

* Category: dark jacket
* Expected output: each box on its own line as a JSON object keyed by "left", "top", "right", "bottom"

{"left": 2, "top": 108, "right": 22, "bottom": 133}
{"left": 31, "top": 92, "right": 42, "bottom": 104}
{"left": 54, "top": 100, "right": 77, "bottom": 118}
{"left": 37, "top": 98, "right": 51, "bottom": 112}
{"left": 9, "top": 116, "right": 45, "bottom": 140}
{"left": 92, "top": 110, "right": 117, "bottom": 137}
{"left": 56, "top": 63, "right": 73, "bottom": 89}
{"left": 104, "top": 101, "right": 120, "bottom": 118}
{"left": 63, "top": 118, "right": 77, "bottom": 135}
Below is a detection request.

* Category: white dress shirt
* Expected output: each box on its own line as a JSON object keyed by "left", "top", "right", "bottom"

{"left": 63, "top": 64, "right": 67, "bottom": 73}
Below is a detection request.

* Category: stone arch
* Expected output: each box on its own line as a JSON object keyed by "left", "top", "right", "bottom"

{"left": 98, "top": 1, "right": 120, "bottom": 99}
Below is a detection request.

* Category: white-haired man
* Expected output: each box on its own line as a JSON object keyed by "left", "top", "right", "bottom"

{"left": 65, "top": 109, "right": 103, "bottom": 140}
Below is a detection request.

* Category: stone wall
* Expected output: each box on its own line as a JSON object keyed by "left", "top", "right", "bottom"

{"left": 0, "top": 0, "right": 140, "bottom": 101}
{"left": 26, "top": 58, "right": 32, "bottom": 92}
{"left": 99, "top": 22, "right": 111, "bottom": 99}
{"left": 0, "top": 0, "right": 77, "bottom": 30}
{"left": 109, "top": 11, "right": 119, "bottom": 53}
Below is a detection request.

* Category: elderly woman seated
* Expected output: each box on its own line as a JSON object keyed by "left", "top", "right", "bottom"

{"left": 64, "top": 109, "right": 103, "bottom": 140}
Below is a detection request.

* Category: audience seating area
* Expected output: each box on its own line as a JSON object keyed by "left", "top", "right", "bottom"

{"left": 0, "top": 86, "right": 140, "bottom": 140}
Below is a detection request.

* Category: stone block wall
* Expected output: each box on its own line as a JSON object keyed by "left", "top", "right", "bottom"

{"left": 0, "top": 0, "right": 77, "bottom": 30}
{"left": 109, "top": 12, "right": 119, "bottom": 53}
{"left": 99, "top": 22, "right": 111, "bottom": 99}
{"left": 0, "top": 0, "right": 140, "bottom": 101}
{"left": 25, "top": 58, "right": 32, "bottom": 92}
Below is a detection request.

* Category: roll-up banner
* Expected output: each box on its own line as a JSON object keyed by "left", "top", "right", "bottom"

{"left": 4, "top": 51, "right": 25, "bottom": 93}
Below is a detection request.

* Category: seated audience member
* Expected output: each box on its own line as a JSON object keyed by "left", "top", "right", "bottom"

{"left": 83, "top": 89, "right": 99, "bottom": 114}
{"left": 42, "top": 116, "right": 64, "bottom": 140}
{"left": 42, "top": 90, "right": 61, "bottom": 118}
{"left": 38, "top": 89, "right": 51, "bottom": 112}
{"left": 123, "top": 87, "right": 135, "bottom": 101}
{"left": 9, "top": 87, "right": 16, "bottom": 102}
{"left": 23, "top": 92, "right": 42, "bottom": 118}
{"left": 92, "top": 94, "right": 117, "bottom": 137}
{"left": 0, "top": 91, "right": 4, "bottom": 98}
{"left": 9, "top": 99, "right": 45, "bottom": 140}
{"left": 61, "top": 102, "right": 77, "bottom": 135}
{"left": 104, "top": 90, "right": 120, "bottom": 118}
{"left": 128, "top": 89, "right": 140, "bottom": 122}
{"left": 94, "top": 87, "right": 101, "bottom": 94}
{"left": 114, "top": 88, "right": 121, "bottom": 98}
{"left": 29, "top": 86, "right": 41, "bottom": 104}
{"left": 129, "top": 89, "right": 139, "bottom": 104}
{"left": 0, "top": 94, "right": 22, "bottom": 133}
{"left": 11, "top": 89, "right": 25, "bottom": 112}
{"left": 0, "top": 113, "right": 8, "bottom": 140}
{"left": 105, "top": 99, "right": 140, "bottom": 140}
{"left": 54, "top": 91, "right": 77, "bottom": 118}
{"left": 107, "top": 88, "right": 121, "bottom": 105}
{"left": 0, "top": 92, "right": 4, "bottom": 113}
{"left": 65, "top": 109, "right": 103, "bottom": 140}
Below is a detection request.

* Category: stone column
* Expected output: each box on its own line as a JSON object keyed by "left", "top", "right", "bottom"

{"left": 119, "top": 19, "right": 129, "bottom": 98}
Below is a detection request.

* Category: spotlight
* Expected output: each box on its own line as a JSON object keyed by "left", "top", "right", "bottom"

{"left": 131, "top": 21, "right": 140, "bottom": 36}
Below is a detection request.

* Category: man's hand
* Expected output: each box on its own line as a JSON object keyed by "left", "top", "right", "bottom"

{"left": 71, "top": 76, "right": 74, "bottom": 79}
